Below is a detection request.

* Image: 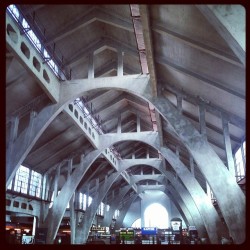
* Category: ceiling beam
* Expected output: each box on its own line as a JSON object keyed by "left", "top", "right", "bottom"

{"left": 182, "top": 110, "right": 241, "bottom": 145}
{"left": 139, "top": 5, "right": 157, "bottom": 96}
{"left": 27, "top": 125, "right": 78, "bottom": 158}
{"left": 45, "top": 7, "right": 133, "bottom": 46}
{"left": 64, "top": 36, "right": 138, "bottom": 68}
{"left": 64, "top": 38, "right": 104, "bottom": 67}
{"left": 44, "top": 6, "right": 97, "bottom": 45}
{"left": 94, "top": 60, "right": 117, "bottom": 78}
{"left": 196, "top": 5, "right": 245, "bottom": 66}
{"left": 152, "top": 22, "right": 243, "bottom": 68}
{"left": 84, "top": 89, "right": 115, "bottom": 105}
{"left": 160, "top": 80, "right": 245, "bottom": 131}
{"left": 139, "top": 5, "right": 165, "bottom": 165}
{"left": 95, "top": 6, "right": 134, "bottom": 32}
{"left": 92, "top": 96, "right": 127, "bottom": 115}
{"left": 32, "top": 135, "right": 86, "bottom": 171}
{"left": 156, "top": 55, "right": 245, "bottom": 99}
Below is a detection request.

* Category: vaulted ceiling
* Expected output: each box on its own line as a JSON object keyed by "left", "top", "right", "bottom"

{"left": 6, "top": 4, "right": 245, "bottom": 205}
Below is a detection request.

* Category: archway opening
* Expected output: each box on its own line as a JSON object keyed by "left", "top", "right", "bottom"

{"left": 131, "top": 218, "right": 141, "bottom": 228}
{"left": 144, "top": 203, "right": 169, "bottom": 229}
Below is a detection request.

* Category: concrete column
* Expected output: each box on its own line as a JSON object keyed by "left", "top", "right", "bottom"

{"left": 86, "top": 184, "right": 90, "bottom": 208}
{"left": 32, "top": 216, "right": 36, "bottom": 236}
{"left": 240, "top": 143, "right": 246, "bottom": 173}
{"left": 147, "top": 94, "right": 245, "bottom": 242}
{"left": 67, "top": 158, "right": 73, "bottom": 179}
{"left": 75, "top": 171, "right": 120, "bottom": 244}
{"left": 117, "top": 114, "right": 121, "bottom": 133}
{"left": 146, "top": 148, "right": 149, "bottom": 159}
{"left": 67, "top": 159, "right": 75, "bottom": 243}
{"left": 132, "top": 152, "right": 135, "bottom": 159}
{"left": 117, "top": 50, "right": 124, "bottom": 76}
{"left": 27, "top": 169, "right": 32, "bottom": 195}
{"left": 137, "top": 114, "right": 141, "bottom": 132}
{"left": 54, "top": 164, "right": 61, "bottom": 197}
{"left": 199, "top": 104, "right": 207, "bottom": 138}
{"left": 88, "top": 53, "right": 94, "bottom": 79}
{"left": 70, "top": 192, "right": 76, "bottom": 244}
{"left": 45, "top": 174, "right": 50, "bottom": 201}
{"left": 103, "top": 186, "right": 131, "bottom": 227}
{"left": 140, "top": 193, "right": 145, "bottom": 228}
{"left": 160, "top": 146, "right": 229, "bottom": 243}
{"left": 222, "top": 115, "right": 235, "bottom": 177}
{"left": 141, "top": 166, "right": 143, "bottom": 175}
{"left": 41, "top": 174, "right": 47, "bottom": 200}
{"left": 115, "top": 194, "right": 138, "bottom": 229}
{"left": 177, "top": 95, "right": 182, "bottom": 114}
{"left": 103, "top": 196, "right": 107, "bottom": 219}
{"left": 8, "top": 116, "right": 19, "bottom": 149}
{"left": 25, "top": 111, "right": 37, "bottom": 145}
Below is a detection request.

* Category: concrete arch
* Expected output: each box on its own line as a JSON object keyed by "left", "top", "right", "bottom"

{"left": 99, "top": 133, "right": 229, "bottom": 243}
{"left": 25, "top": 131, "right": 223, "bottom": 243}
{"left": 61, "top": 74, "right": 245, "bottom": 243}
{"left": 120, "top": 162, "right": 203, "bottom": 231}
{"left": 102, "top": 185, "right": 132, "bottom": 227}
{"left": 42, "top": 142, "right": 205, "bottom": 243}
{"left": 7, "top": 74, "right": 243, "bottom": 243}
{"left": 110, "top": 161, "right": 206, "bottom": 237}
{"left": 75, "top": 169, "right": 125, "bottom": 243}
{"left": 115, "top": 186, "right": 195, "bottom": 234}
{"left": 130, "top": 174, "right": 208, "bottom": 239}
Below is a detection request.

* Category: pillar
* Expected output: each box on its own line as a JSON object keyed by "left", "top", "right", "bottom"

{"left": 88, "top": 53, "right": 94, "bottom": 79}
{"left": 6, "top": 116, "right": 19, "bottom": 188}
{"left": 222, "top": 115, "right": 235, "bottom": 177}
{"left": 117, "top": 50, "right": 124, "bottom": 76}
{"left": 137, "top": 113, "right": 141, "bottom": 132}
{"left": 32, "top": 216, "right": 36, "bottom": 236}
{"left": 117, "top": 114, "right": 121, "bottom": 133}
{"left": 54, "top": 163, "right": 61, "bottom": 197}
{"left": 146, "top": 148, "right": 149, "bottom": 159}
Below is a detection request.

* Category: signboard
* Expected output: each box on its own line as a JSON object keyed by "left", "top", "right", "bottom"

{"left": 141, "top": 227, "right": 157, "bottom": 235}
{"left": 120, "top": 229, "right": 134, "bottom": 240}
{"left": 91, "top": 226, "right": 106, "bottom": 232}
{"left": 171, "top": 221, "right": 181, "bottom": 231}
{"left": 188, "top": 226, "right": 196, "bottom": 231}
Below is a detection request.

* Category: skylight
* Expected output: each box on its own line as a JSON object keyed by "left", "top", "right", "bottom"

{"left": 7, "top": 5, "right": 59, "bottom": 77}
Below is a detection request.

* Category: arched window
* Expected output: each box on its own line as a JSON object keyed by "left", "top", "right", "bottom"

{"left": 144, "top": 203, "right": 169, "bottom": 229}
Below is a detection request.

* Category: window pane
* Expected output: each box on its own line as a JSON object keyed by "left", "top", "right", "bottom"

{"left": 234, "top": 141, "right": 245, "bottom": 181}
{"left": 88, "top": 196, "right": 92, "bottom": 207}
{"left": 14, "top": 165, "right": 29, "bottom": 194}
{"left": 29, "top": 170, "right": 42, "bottom": 197}
{"left": 8, "top": 5, "right": 20, "bottom": 20}
{"left": 7, "top": 180, "right": 12, "bottom": 190}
